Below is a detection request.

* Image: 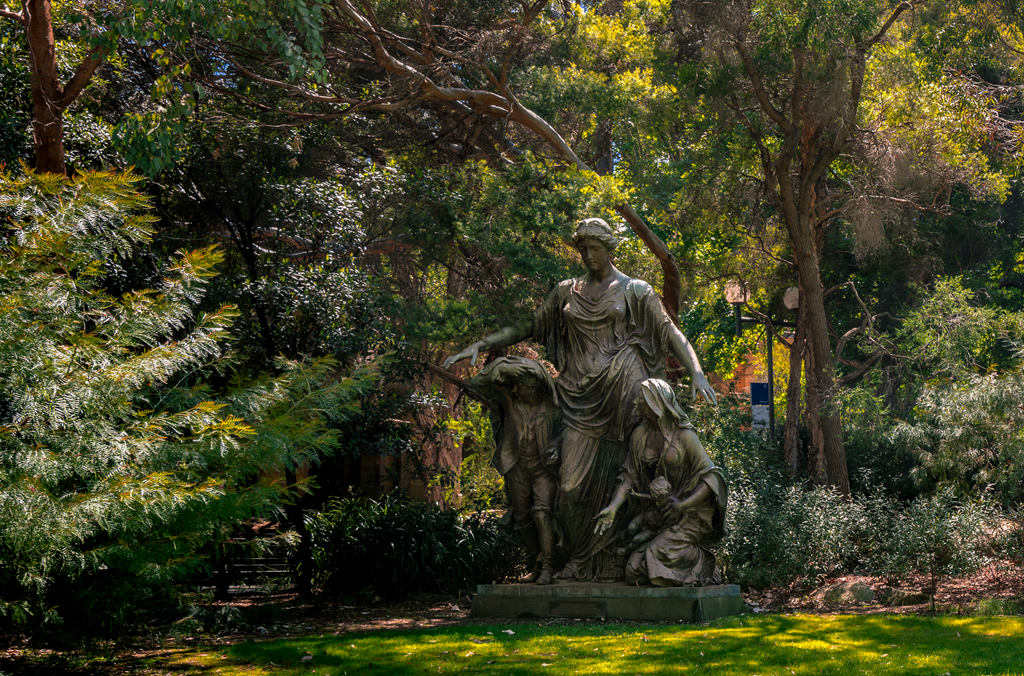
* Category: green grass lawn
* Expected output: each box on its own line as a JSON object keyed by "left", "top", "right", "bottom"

{"left": 147, "top": 614, "right": 1024, "bottom": 675}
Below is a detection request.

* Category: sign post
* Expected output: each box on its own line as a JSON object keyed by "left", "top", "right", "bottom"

{"left": 750, "top": 382, "right": 770, "bottom": 431}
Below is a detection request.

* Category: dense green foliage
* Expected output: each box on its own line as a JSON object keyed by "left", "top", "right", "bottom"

{"left": 0, "top": 170, "right": 371, "bottom": 631}
{"left": 307, "top": 494, "right": 519, "bottom": 598}
{"left": 695, "top": 396, "right": 993, "bottom": 598}
{"left": 0, "top": 170, "right": 237, "bottom": 627}
{"left": 722, "top": 481, "right": 993, "bottom": 595}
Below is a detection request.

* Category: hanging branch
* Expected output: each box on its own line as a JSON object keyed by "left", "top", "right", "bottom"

{"left": 320, "top": 0, "right": 685, "bottom": 319}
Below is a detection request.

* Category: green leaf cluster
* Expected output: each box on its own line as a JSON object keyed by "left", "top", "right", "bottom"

{"left": 0, "top": 169, "right": 371, "bottom": 629}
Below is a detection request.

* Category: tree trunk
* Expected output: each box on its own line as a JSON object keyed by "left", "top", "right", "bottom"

{"left": 783, "top": 308, "right": 806, "bottom": 477}
{"left": 24, "top": 0, "right": 65, "bottom": 174}
{"left": 790, "top": 228, "right": 850, "bottom": 493}
{"left": 712, "top": 3, "right": 909, "bottom": 495}
{"left": 616, "top": 203, "right": 681, "bottom": 322}
{"left": 804, "top": 346, "right": 826, "bottom": 485}
{"left": 284, "top": 466, "right": 313, "bottom": 598}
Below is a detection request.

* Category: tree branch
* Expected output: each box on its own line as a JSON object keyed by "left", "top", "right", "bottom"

{"left": 730, "top": 96, "right": 774, "bottom": 177}
{"left": 836, "top": 349, "right": 886, "bottom": 387}
{"left": 419, "top": 361, "right": 487, "bottom": 401}
{"left": 0, "top": 7, "right": 25, "bottom": 23}
{"left": 499, "top": 0, "right": 547, "bottom": 87}
{"left": 226, "top": 56, "right": 360, "bottom": 104}
{"left": 743, "top": 305, "right": 794, "bottom": 346}
{"left": 831, "top": 281, "right": 896, "bottom": 366}
{"left": 734, "top": 39, "right": 795, "bottom": 136}
{"left": 865, "top": 1, "right": 911, "bottom": 49}
{"left": 59, "top": 42, "right": 112, "bottom": 109}
{"left": 328, "top": 0, "right": 683, "bottom": 318}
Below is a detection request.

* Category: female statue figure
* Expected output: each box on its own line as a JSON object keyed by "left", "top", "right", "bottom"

{"left": 595, "top": 379, "right": 726, "bottom": 586}
{"left": 445, "top": 218, "right": 716, "bottom": 581}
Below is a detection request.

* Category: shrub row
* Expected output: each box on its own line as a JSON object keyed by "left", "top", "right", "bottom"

{"left": 304, "top": 482, "right": 1000, "bottom": 604}
{"left": 722, "top": 482, "right": 996, "bottom": 596}
{"left": 306, "top": 493, "right": 519, "bottom": 599}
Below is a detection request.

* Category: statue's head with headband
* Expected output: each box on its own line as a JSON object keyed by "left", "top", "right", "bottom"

{"left": 572, "top": 217, "right": 620, "bottom": 254}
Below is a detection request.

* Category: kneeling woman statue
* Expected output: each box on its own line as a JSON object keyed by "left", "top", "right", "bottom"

{"left": 595, "top": 379, "right": 726, "bottom": 586}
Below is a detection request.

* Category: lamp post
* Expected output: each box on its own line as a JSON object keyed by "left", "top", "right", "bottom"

{"left": 725, "top": 283, "right": 799, "bottom": 439}
{"left": 724, "top": 281, "right": 749, "bottom": 336}
{"left": 783, "top": 286, "right": 800, "bottom": 313}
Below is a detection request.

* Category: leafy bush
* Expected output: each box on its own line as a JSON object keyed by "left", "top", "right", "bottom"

{"left": 840, "top": 384, "right": 918, "bottom": 499}
{"left": 690, "top": 394, "right": 783, "bottom": 486}
{"left": 452, "top": 449, "right": 507, "bottom": 512}
{"left": 307, "top": 494, "right": 519, "bottom": 599}
{"left": 689, "top": 393, "right": 868, "bottom": 588}
{"left": 443, "top": 399, "right": 506, "bottom": 511}
{"left": 867, "top": 489, "right": 992, "bottom": 610}
{"left": 697, "top": 386, "right": 995, "bottom": 596}
{"left": 0, "top": 170, "right": 233, "bottom": 629}
{"left": 892, "top": 367, "right": 1024, "bottom": 507}
{"left": 0, "top": 170, "right": 368, "bottom": 633}
{"left": 722, "top": 482, "right": 873, "bottom": 588}
{"left": 998, "top": 507, "right": 1024, "bottom": 562}
{"left": 695, "top": 395, "right": 872, "bottom": 587}
{"left": 721, "top": 478, "right": 992, "bottom": 600}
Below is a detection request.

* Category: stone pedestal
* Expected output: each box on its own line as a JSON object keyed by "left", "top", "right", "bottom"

{"left": 471, "top": 582, "right": 745, "bottom": 622}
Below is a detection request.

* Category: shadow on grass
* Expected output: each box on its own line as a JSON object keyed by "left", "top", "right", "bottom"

{"left": 202, "top": 614, "right": 1024, "bottom": 675}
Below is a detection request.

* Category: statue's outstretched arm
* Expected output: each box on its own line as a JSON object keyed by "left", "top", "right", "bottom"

{"left": 442, "top": 321, "right": 533, "bottom": 368}
{"left": 594, "top": 480, "right": 631, "bottom": 535}
{"left": 666, "top": 329, "right": 718, "bottom": 405}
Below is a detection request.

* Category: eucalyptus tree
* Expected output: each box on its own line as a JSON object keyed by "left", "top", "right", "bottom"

{"left": 666, "top": 0, "right": 936, "bottom": 493}
{"left": 0, "top": 0, "right": 327, "bottom": 174}
{"left": 664, "top": 0, "right": 1024, "bottom": 491}
{"left": 175, "top": 0, "right": 688, "bottom": 322}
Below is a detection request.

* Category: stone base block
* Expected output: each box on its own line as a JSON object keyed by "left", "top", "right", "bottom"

{"left": 471, "top": 582, "right": 745, "bottom": 622}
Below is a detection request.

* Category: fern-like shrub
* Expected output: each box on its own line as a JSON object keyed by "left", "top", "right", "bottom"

{"left": 0, "top": 170, "right": 362, "bottom": 633}
{"left": 892, "top": 368, "right": 1024, "bottom": 507}
{"left": 721, "top": 479, "right": 991, "bottom": 598}
{"left": 307, "top": 494, "right": 519, "bottom": 599}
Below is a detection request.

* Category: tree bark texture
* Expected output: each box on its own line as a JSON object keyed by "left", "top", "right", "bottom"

{"left": 787, "top": 215, "right": 850, "bottom": 493}
{"left": 803, "top": 346, "right": 826, "bottom": 485}
{"left": 24, "top": 0, "right": 65, "bottom": 173}
{"left": 13, "top": 0, "right": 109, "bottom": 174}
{"left": 783, "top": 308, "right": 806, "bottom": 477}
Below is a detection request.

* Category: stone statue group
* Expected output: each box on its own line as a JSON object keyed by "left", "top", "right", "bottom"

{"left": 445, "top": 218, "right": 727, "bottom": 587}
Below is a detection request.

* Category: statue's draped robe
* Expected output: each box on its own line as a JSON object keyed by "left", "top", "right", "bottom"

{"left": 532, "top": 274, "right": 687, "bottom": 579}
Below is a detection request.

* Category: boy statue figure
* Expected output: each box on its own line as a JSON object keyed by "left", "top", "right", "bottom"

{"left": 469, "top": 356, "right": 563, "bottom": 584}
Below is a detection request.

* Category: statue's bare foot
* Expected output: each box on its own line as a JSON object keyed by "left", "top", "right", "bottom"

{"left": 535, "top": 567, "right": 553, "bottom": 585}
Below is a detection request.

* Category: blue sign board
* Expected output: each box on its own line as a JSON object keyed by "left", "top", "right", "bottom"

{"left": 750, "top": 382, "right": 770, "bottom": 406}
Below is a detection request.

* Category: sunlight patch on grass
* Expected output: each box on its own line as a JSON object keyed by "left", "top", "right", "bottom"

{"left": 142, "top": 614, "right": 1024, "bottom": 675}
